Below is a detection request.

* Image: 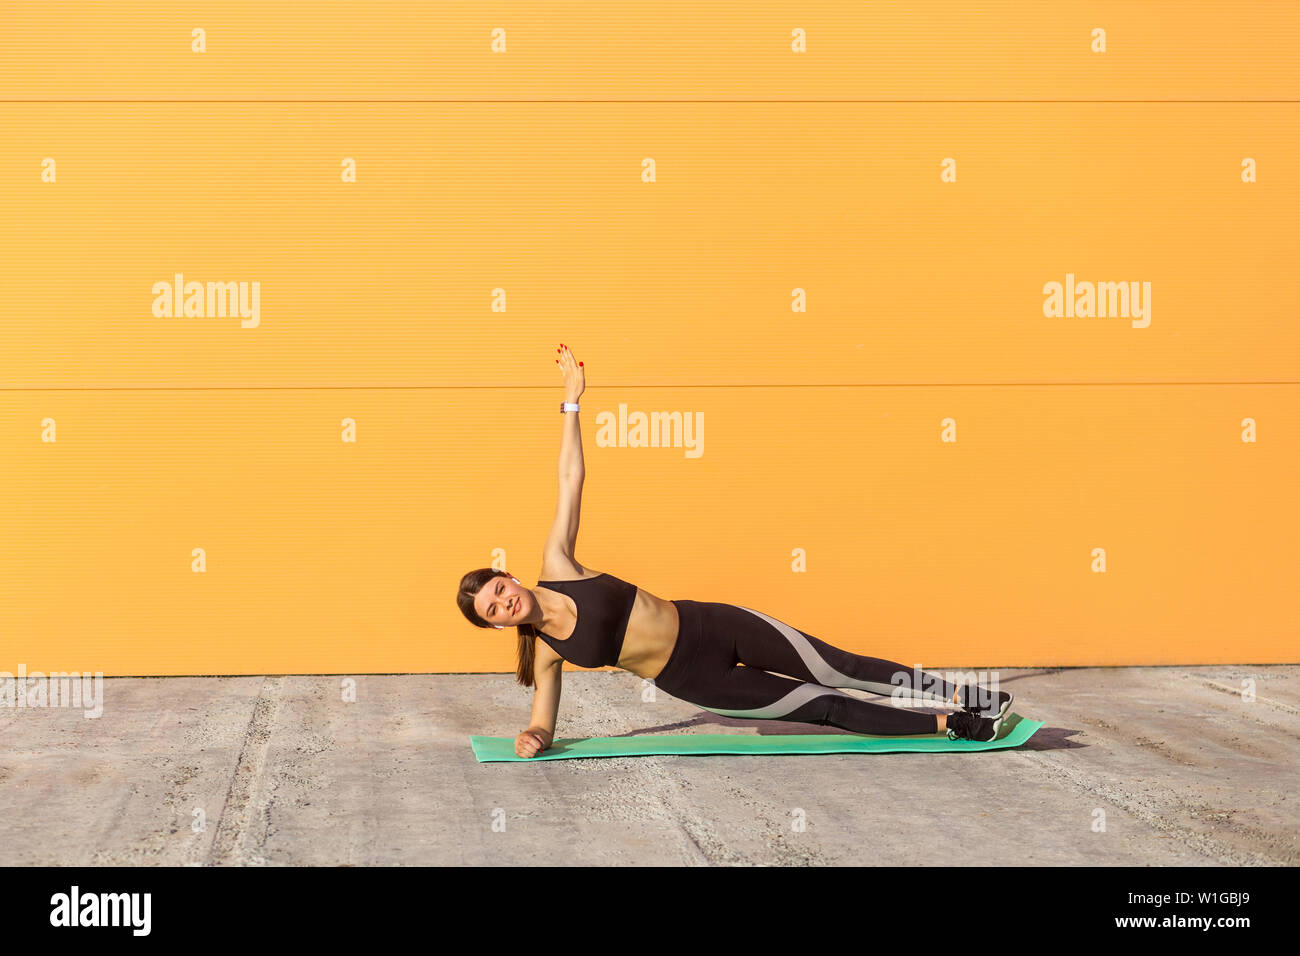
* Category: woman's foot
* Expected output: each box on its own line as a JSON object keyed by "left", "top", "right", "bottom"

{"left": 944, "top": 709, "right": 1005, "bottom": 742}
{"left": 957, "top": 685, "right": 1013, "bottom": 722}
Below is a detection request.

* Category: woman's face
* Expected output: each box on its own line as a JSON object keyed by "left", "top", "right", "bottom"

{"left": 475, "top": 576, "right": 529, "bottom": 627}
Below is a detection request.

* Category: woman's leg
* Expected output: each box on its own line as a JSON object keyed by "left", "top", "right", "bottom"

{"left": 656, "top": 602, "right": 941, "bottom": 736}
{"left": 700, "top": 663, "right": 941, "bottom": 736}
{"left": 720, "top": 603, "right": 964, "bottom": 706}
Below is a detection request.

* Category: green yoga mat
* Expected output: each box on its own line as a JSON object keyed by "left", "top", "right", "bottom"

{"left": 471, "top": 712, "right": 1042, "bottom": 762}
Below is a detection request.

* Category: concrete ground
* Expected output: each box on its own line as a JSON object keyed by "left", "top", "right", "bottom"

{"left": 0, "top": 665, "right": 1295, "bottom": 866}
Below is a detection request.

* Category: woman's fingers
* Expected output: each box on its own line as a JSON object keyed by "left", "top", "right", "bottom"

{"left": 556, "top": 344, "right": 579, "bottom": 374}
{"left": 555, "top": 344, "right": 584, "bottom": 399}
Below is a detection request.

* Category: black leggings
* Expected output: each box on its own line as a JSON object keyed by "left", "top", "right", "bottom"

{"left": 654, "top": 600, "right": 961, "bottom": 736}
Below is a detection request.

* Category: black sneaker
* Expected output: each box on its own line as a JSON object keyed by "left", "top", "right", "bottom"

{"left": 958, "top": 685, "right": 1013, "bottom": 722}
{"left": 945, "top": 709, "right": 1004, "bottom": 742}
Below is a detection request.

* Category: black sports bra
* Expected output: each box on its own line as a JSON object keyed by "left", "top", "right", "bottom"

{"left": 534, "top": 573, "right": 638, "bottom": 668}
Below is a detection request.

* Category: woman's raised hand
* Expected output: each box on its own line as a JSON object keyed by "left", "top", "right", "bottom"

{"left": 555, "top": 343, "right": 585, "bottom": 401}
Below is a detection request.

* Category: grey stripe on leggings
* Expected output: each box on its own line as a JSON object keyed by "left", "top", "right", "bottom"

{"left": 697, "top": 682, "right": 856, "bottom": 719}
{"left": 733, "top": 604, "right": 959, "bottom": 705}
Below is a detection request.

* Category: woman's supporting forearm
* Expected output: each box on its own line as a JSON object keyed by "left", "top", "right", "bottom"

{"left": 559, "top": 400, "right": 585, "bottom": 481}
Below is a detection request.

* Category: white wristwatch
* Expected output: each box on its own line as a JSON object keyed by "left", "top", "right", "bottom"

{"left": 560, "top": 401, "right": 580, "bottom": 413}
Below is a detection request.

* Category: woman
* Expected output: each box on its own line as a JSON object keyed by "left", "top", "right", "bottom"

{"left": 457, "top": 344, "right": 1013, "bottom": 758}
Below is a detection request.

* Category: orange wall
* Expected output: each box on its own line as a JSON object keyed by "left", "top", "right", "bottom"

{"left": 1, "top": 3, "right": 1296, "bottom": 675}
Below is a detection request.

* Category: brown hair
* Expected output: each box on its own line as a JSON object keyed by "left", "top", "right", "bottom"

{"left": 456, "top": 567, "right": 539, "bottom": 688}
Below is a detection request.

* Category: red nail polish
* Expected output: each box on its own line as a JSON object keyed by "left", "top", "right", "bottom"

{"left": 578, "top": 361, "right": 582, "bottom": 366}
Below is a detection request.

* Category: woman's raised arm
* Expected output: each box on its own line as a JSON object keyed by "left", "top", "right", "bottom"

{"left": 555, "top": 344, "right": 586, "bottom": 481}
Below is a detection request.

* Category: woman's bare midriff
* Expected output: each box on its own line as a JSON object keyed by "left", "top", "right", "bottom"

{"left": 534, "top": 563, "right": 680, "bottom": 681}
{"left": 618, "top": 588, "right": 680, "bottom": 680}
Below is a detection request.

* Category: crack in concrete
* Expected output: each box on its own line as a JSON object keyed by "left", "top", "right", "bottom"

{"left": 1193, "top": 677, "right": 1300, "bottom": 716}
{"left": 206, "top": 676, "right": 284, "bottom": 866}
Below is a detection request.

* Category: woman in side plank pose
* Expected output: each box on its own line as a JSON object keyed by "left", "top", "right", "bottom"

{"left": 457, "top": 345, "right": 1012, "bottom": 758}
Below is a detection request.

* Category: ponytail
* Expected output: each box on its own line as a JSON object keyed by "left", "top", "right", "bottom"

{"left": 515, "top": 622, "right": 538, "bottom": 688}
